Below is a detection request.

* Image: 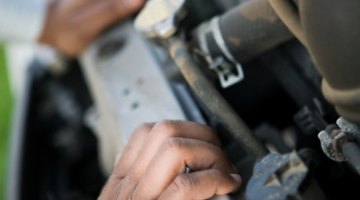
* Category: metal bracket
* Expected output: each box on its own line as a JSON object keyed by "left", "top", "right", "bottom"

{"left": 134, "top": 0, "right": 187, "bottom": 39}
{"left": 210, "top": 56, "right": 244, "bottom": 88}
{"left": 197, "top": 17, "right": 244, "bottom": 88}
{"left": 317, "top": 117, "right": 360, "bottom": 162}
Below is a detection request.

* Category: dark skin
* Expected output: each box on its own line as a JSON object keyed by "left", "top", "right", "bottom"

{"left": 99, "top": 121, "right": 241, "bottom": 200}
{"left": 39, "top": 0, "right": 145, "bottom": 57}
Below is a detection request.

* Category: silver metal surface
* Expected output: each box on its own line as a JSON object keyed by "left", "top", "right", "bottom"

{"left": 81, "top": 23, "right": 186, "bottom": 173}
{"left": 135, "top": 0, "right": 186, "bottom": 39}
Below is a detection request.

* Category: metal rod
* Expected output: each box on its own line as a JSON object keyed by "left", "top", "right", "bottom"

{"left": 168, "top": 38, "right": 268, "bottom": 159}
{"left": 342, "top": 142, "right": 360, "bottom": 176}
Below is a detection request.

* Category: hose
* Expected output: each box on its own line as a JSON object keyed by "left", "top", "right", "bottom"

{"left": 299, "top": 0, "right": 360, "bottom": 123}
{"left": 195, "top": 0, "right": 294, "bottom": 63}
{"left": 168, "top": 38, "right": 269, "bottom": 159}
{"left": 268, "top": 0, "right": 307, "bottom": 47}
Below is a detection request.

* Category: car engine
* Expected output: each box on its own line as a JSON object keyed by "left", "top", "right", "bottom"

{"left": 8, "top": 0, "right": 360, "bottom": 199}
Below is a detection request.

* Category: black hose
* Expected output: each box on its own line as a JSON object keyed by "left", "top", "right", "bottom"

{"left": 194, "top": 0, "right": 294, "bottom": 63}
{"left": 168, "top": 38, "right": 268, "bottom": 159}
{"left": 268, "top": 0, "right": 307, "bottom": 47}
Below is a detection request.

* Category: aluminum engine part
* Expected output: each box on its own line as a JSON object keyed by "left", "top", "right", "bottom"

{"left": 80, "top": 23, "right": 186, "bottom": 174}
{"left": 134, "top": 0, "right": 187, "bottom": 40}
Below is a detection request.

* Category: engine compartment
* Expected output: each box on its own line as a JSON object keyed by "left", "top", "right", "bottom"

{"left": 11, "top": 0, "right": 360, "bottom": 199}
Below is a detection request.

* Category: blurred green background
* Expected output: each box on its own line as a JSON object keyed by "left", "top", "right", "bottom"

{"left": 0, "top": 46, "right": 13, "bottom": 199}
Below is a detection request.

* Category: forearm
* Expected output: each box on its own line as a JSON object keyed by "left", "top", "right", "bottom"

{"left": 0, "top": 0, "right": 47, "bottom": 43}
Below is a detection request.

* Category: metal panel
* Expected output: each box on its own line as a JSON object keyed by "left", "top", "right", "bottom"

{"left": 81, "top": 23, "right": 186, "bottom": 173}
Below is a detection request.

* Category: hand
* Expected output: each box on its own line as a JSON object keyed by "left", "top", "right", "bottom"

{"left": 39, "top": 0, "right": 144, "bottom": 57}
{"left": 99, "top": 121, "right": 241, "bottom": 200}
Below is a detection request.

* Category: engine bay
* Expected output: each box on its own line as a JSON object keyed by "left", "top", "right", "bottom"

{"left": 10, "top": 0, "right": 360, "bottom": 199}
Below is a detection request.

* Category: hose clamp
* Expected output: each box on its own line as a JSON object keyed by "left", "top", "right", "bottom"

{"left": 197, "top": 17, "right": 244, "bottom": 88}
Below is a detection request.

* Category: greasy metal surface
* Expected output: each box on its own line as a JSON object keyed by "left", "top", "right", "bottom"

{"left": 81, "top": 24, "right": 186, "bottom": 173}
{"left": 318, "top": 128, "right": 347, "bottom": 162}
{"left": 169, "top": 38, "right": 268, "bottom": 159}
{"left": 299, "top": 0, "right": 360, "bottom": 123}
{"left": 218, "top": 0, "right": 293, "bottom": 62}
{"left": 246, "top": 152, "right": 309, "bottom": 200}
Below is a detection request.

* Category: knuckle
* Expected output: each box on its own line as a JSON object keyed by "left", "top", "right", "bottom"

{"left": 163, "top": 137, "right": 187, "bottom": 153}
{"left": 154, "top": 120, "right": 179, "bottom": 137}
{"left": 133, "top": 123, "right": 153, "bottom": 137}
{"left": 137, "top": 123, "right": 153, "bottom": 132}
{"left": 129, "top": 190, "right": 137, "bottom": 200}
{"left": 173, "top": 174, "right": 195, "bottom": 192}
{"left": 209, "top": 169, "right": 225, "bottom": 177}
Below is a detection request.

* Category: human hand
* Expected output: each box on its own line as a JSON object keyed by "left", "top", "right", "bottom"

{"left": 39, "top": 0, "right": 144, "bottom": 57}
{"left": 98, "top": 121, "right": 241, "bottom": 200}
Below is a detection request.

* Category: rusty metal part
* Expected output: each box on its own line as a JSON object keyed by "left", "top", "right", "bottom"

{"left": 168, "top": 38, "right": 268, "bottom": 159}
{"left": 216, "top": 0, "right": 293, "bottom": 63}
{"left": 318, "top": 117, "right": 360, "bottom": 176}
{"left": 318, "top": 127, "right": 349, "bottom": 162}
{"left": 299, "top": 0, "right": 360, "bottom": 123}
{"left": 268, "top": 0, "right": 307, "bottom": 47}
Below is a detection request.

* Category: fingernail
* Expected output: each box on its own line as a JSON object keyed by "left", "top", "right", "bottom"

{"left": 230, "top": 173, "right": 242, "bottom": 183}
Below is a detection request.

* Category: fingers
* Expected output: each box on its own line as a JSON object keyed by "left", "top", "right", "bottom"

{"left": 74, "top": 0, "right": 145, "bottom": 40}
{"left": 130, "top": 120, "right": 221, "bottom": 177}
{"left": 132, "top": 137, "right": 234, "bottom": 199}
{"left": 158, "top": 169, "right": 241, "bottom": 200}
{"left": 98, "top": 175, "right": 123, "bottom": 200}
{"left": 63, "top": 0, "right": 96, "bottom": 13}
{"left": 114, "top": 123, "right": 154, "bottom": 178}
{"left": 39, "top": 0, "right": 145, "bottom": 57}
{"left": 98, "top": 121, "right": 242, "bottom": 199}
